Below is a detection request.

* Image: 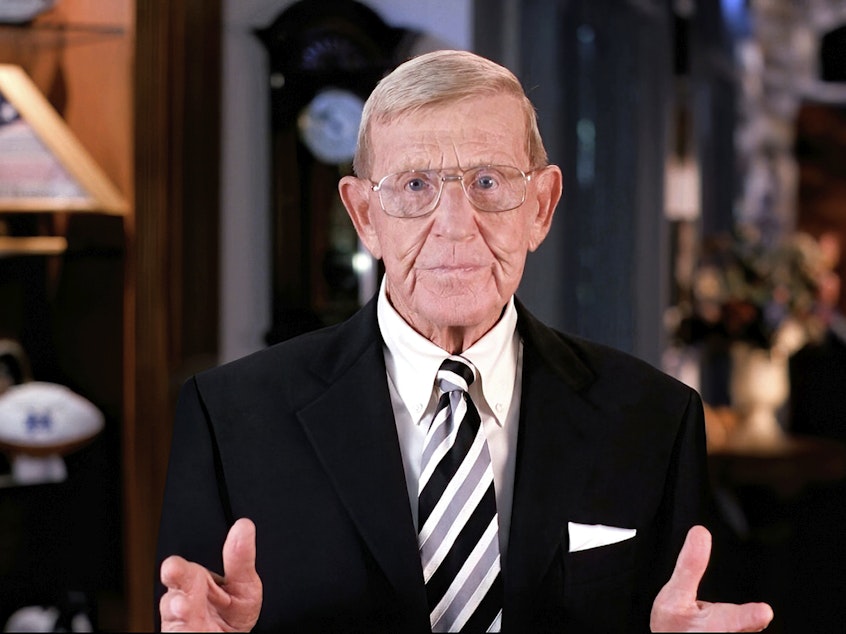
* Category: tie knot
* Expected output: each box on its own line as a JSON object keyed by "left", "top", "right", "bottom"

{"left": 437, "top": 356, "right": 476, "bottom": 393}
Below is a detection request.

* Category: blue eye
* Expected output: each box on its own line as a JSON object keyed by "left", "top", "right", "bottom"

{"left": 471, "top": 168, "right": 504, "bottom": 191}
{"left": 476, "top": 175, "right": 498, "bottom": 189}
{"left": 406, "top": 177, "right": 428, "bottom": 192}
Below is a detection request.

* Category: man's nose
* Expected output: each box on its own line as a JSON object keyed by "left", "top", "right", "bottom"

{"left": 433, "top": 177, "right": 477, "bottom": 238}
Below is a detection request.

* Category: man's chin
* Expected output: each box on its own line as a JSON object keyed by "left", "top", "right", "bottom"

{"left": 388, "top": 274, "right": 506, "bottom": 332}
{"left": 418, "top": 268, "right": 493, "bottom": 295}
{"left": 412, "top": 294, "right": 501, "bottom": 333}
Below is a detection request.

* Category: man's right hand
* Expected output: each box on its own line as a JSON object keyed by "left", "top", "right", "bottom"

{"left": 160, "top": 518, "right": 263, "bottom": 632}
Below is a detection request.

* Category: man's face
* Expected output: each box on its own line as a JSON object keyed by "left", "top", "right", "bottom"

{"left": 341, "top": 94, "right": 561, "bottom": 347}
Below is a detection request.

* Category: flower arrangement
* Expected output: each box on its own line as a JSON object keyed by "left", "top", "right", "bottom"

{"left": 674, "top": 225, "right": 829, "bottom": 356}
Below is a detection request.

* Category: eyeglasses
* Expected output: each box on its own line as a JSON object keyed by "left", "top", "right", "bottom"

{"left": 369, "top": 164, "right": 535, "bottom": 218}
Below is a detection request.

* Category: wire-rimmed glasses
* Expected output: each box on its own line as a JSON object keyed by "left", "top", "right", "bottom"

{"left": 369, "top": 164, "right": 534, "bottom": 218}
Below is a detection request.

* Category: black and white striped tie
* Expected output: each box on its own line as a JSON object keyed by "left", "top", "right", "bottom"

{"left": 418, "top": 356, "right": 502, "bottom": 632}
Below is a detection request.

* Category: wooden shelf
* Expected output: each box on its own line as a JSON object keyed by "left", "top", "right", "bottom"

{"left": 0, "top": 235, "right": 67, "bottom": 256}
{"left": 0, "top": 197, "right": 124, "bottom": 214}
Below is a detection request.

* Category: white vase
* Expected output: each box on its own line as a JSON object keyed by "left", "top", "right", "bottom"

{"left": 728, "top": 343, "right": 789, "bottom": 448}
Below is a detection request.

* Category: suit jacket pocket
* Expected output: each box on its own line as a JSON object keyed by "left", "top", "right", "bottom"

{"left": 564, "top": 534, "right": 638, "bottom": 588}
{"left": 558, "top": 536, "right": 640, "bottom": 633}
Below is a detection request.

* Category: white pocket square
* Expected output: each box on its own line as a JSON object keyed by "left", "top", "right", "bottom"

{"left": 568, "top": 522, "right": 637, "bottom": 552}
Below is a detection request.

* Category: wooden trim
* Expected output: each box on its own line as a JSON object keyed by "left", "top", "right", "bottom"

{"left": 0, "top": 63, "right": 128, "bottom": 214}
{"left": 0, "top": 198, "right": 122, "bottom": 213}
{"left": 125, "top": 1, "right": 172, "bottom": 628}
{"left": 125, "top": 0, "right": 220, "bottom": 629}
{"left": 0, "top": 235, "right": 67, "bottom": 256}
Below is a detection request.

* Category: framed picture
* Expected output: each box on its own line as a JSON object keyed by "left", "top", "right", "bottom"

{"left": 0, "top": 63, "right": 128, "bottom": 214}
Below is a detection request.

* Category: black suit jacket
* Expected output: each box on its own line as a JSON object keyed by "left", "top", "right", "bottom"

{"left": 155, "top": 298, "right": 709, "bottom": 632}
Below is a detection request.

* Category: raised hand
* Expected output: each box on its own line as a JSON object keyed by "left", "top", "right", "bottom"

{"left": 160, "top": 518, "right": 263, "bottom": 632}
{"left": 651, "top": 525, "right": 773, "bottom": 632}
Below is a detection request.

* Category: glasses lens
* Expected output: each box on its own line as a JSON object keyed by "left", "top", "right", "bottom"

{"left": 463, "top": 165, "right": 526, "bottom": 212}
{"left": 378, "top": 170, "right": 440, "bottom": 217}
{"left": 376, "top": 165, "right": 528, "bottom": 217}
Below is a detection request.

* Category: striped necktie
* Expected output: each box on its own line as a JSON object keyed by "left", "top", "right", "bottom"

{"left": 418, "top": 356, "right": 503, "bottom": 632}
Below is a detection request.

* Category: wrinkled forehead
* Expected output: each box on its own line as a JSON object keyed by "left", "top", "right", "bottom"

{"left": 367, "top": 96, "right": 531, "bottom": 175}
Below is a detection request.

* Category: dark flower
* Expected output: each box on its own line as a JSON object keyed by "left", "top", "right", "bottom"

{"left": 674, "top": 226, "right": 826, "bottom": 352}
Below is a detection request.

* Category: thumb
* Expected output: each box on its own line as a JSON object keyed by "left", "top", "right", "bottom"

{"left": 222, "top": 518, "right": 258, "bottom": 586}
{"left": 667, "top": 525, "right": 711, "bottom": 601}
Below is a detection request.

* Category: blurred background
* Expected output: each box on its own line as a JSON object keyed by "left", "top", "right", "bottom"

{"left": 0, "top": 0, "right": 844, "bottom": 630}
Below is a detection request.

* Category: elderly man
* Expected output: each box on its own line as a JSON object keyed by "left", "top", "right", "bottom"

{"left": 156, "top": 50, "right": 773, "bottom": 632}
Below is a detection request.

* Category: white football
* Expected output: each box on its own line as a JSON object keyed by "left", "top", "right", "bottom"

{"left": 0, "top": 381, "right": 104, "bottom": 455}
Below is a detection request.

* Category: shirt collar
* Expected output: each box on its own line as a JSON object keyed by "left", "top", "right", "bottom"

{"left": 377, "top": 277, "right": 519, "bottom": 427}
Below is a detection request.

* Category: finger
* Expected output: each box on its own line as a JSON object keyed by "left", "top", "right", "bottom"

{"left": 160, "top": 558, "right": 235, "bottom": 631}
{"left": 160, "top": 555, "right": 199, "bottom": 591}
{"left": 222, "top": 518, "right": 259, "bottom": 586}
{"left": 743, "top": 602, "right": 774, "bottom": 632}
{"left": 159, "top": 589, "right": 188, "bottom": 625}
{"left": 667, "top": 525, "right": 712, "bottom": 601}
{"left": 701, "top": 600, "right": 774, "bottom": 632}
{"left": 161, "top": 555, "right": 229, "bottom": 605}
{"left": 160, "top": 583, "right": 221, "bottom": 631}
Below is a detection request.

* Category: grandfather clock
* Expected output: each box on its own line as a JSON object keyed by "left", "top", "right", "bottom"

{"left": 258, "top": 0, "right": 418, "bottom": 344}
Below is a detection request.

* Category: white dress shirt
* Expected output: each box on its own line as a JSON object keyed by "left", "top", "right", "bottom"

{"left": 376, "top": 278, "right": 523, "bottom": 562}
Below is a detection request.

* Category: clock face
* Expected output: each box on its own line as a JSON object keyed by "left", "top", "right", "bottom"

{"left": 297, "top": 88, "right": 364, "bottom": 164}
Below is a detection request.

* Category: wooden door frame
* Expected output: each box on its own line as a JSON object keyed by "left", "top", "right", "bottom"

{"left": 126, "top": 0, "right": 221, "bottom": 629}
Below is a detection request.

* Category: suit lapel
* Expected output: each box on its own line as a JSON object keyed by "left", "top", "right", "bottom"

{"left": 291, "top": 298, "right": 605, "bottom": 627}
{"left": 295, "top": 303, "right": 429, "bottom": 625}
{"left": 504, "top": 303, "right": 601, "bottom": 624}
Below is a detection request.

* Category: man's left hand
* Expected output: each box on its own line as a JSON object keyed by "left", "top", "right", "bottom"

{"left": 650, "top": 525, "right": 773, "bottom": 632}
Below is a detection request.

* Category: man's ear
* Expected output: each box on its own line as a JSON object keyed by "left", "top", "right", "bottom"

{"left": 339, "top": 175, "right": 382, "bottom": 260}
{"left": 528, "top": 165, "right": 563, "bottom": 252}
